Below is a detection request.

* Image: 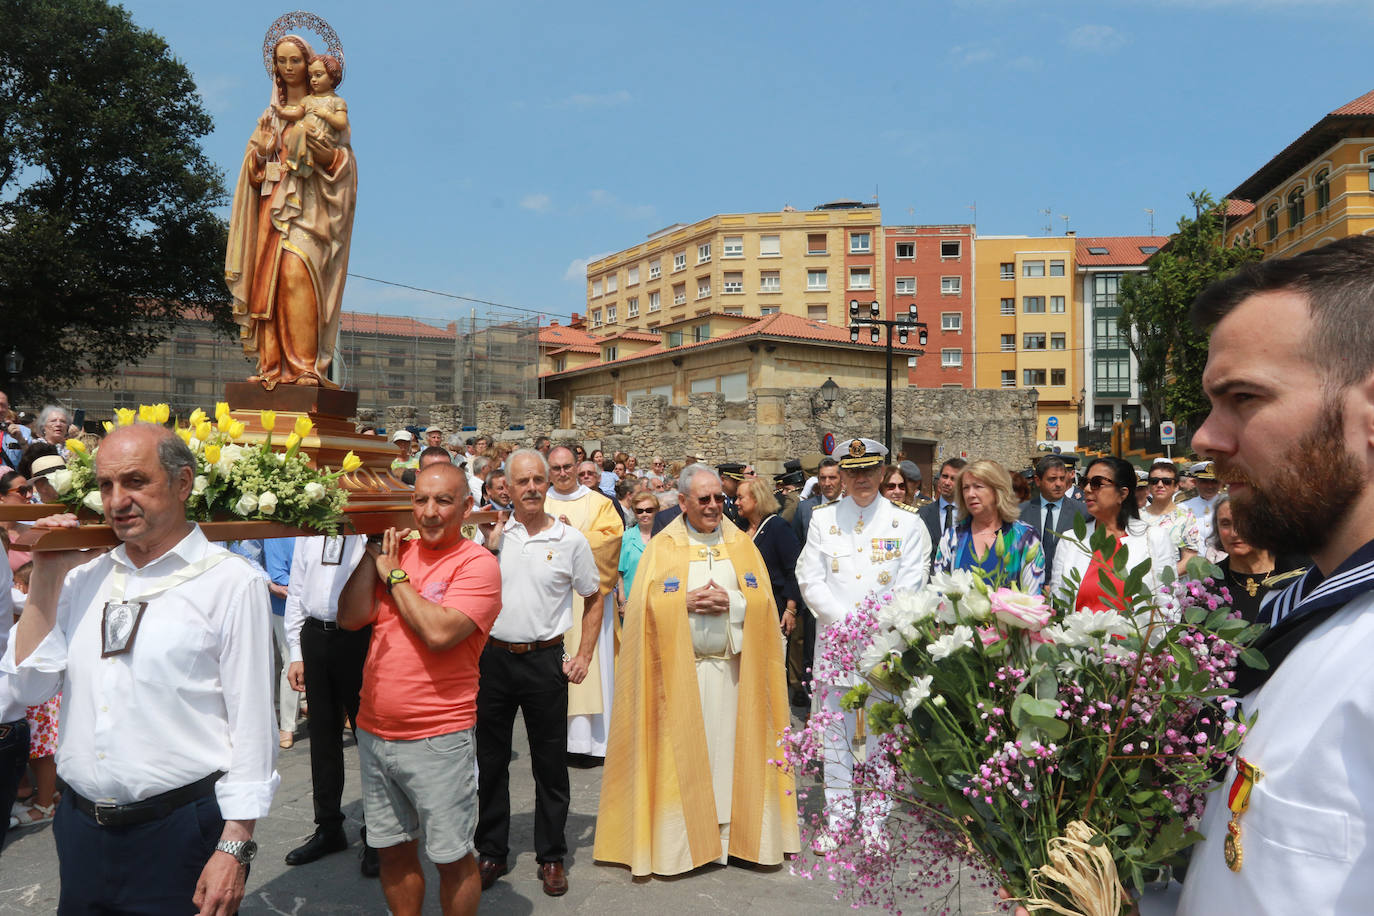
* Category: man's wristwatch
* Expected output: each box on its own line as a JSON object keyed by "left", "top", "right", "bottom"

{"left": 215, "top": 838, "right": 258, "bottom": 867}
{"left": 386, "top": 568, "right": 410, "bottom": 593}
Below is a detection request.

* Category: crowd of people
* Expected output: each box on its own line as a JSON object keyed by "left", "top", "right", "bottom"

{"left": 2, "top": 236, "right": 1374, "bottom": 915}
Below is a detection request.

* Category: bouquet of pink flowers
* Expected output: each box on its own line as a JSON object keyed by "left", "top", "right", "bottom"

{"left": 783, "top": 524, "right": 1266, "bottom": 915}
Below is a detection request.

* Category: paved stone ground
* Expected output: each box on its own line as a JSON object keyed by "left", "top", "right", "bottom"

{"left": 0, "top": 713, "right": 1006, "bottom": 915}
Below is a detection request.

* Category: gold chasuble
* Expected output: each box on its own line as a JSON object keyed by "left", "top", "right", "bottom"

{"left": 594, "top": 516, "right": 800, "bottom": 876}
{"left": 545, "top": 486, "right": 623, "bottom": 721}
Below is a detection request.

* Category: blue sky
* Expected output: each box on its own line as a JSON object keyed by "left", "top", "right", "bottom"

{"left": 121, "top": 0, "right": 1374, "bottom": 325}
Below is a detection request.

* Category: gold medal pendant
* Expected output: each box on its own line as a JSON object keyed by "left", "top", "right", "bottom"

{"left": 1224, "top": 823, "right": 1243, "bottom": 871}
{"left": 877, "top": 571, "right": 891, "bottom": 585}
{"left": 1223, "top": 757, "right": 1261, "bottom": 872}
{"left": 831, "top": 557, "right": 840, "bottom": 573}
{"left": 829, "top": 525, "right": 839, "bottom": 535}
{"left": 854, "top": 518, "right": 865, "bottom": 534}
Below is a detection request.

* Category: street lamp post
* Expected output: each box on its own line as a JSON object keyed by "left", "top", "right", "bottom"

{"left": 5, "top": 348, "right": 23, "bottom": 392}
{"left": 846, "top": 299, "right": 927, "bottom": 455}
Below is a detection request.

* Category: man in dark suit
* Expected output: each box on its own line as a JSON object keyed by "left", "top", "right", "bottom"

{"left": 791, "top": 458, "right": 843, "bottom": 545}
{"left": 918, "top": 457, "right": 967, "bottom": 569}
{"left": 1019, "top": 455, "right": 1087, "bottom": 573}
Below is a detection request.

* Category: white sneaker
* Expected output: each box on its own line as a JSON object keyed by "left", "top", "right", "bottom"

{"left": 811, "top": 833, "right": 838, "bottom": 854}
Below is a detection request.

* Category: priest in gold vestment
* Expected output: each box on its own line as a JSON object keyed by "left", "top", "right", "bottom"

{"left": 544, "top": 446, "right": 623, "bottom": 757}
{"left": 594, "top": 464, "right": 799, "bottom": 876}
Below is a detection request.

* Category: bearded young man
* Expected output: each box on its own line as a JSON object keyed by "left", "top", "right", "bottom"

{"left": 1176, "top": 237, "right": 1374, "bottom": 914}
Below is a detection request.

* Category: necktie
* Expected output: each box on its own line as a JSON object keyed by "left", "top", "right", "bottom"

{"left": 1044, "top": 503, "right": 1056, "bottom": 537}
{"left": 943, "top": 504, "right": 953, "bottom": 533}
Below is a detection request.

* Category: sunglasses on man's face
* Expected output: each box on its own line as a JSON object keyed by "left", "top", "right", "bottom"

{"left": 1147, "top": 476, "right": 1176, "bottom": 486}
{"left": 3, "top": 484, "right": 32, "bottom": 497}
{"left": 693, "top": 493, "right": 727, "bottom": 506}
{"left": 1083, "top": 476, "right": 1121, "bottom": 491}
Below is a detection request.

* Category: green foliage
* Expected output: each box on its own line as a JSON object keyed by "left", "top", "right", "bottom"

{"left": 0, "top": 0, "right": 229, "bottom": 392}
{"left": 1117, "top": 191, "right": 1263, "bottom": 430}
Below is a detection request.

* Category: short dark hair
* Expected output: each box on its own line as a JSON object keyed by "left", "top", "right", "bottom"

{"left": 1192, "top": 235, "right": 1374, "bottom": 387}
{"left": 1086, "top": 456, "right": 1140, "bottom": 531}
{"left": 1034, "top": 455, "right": 1067, "bottom": 478}
{"left": 818, "top": 457, "right": 840, "bottom": 470}
{"left": 602, "top": 458, "right": 615, "bottom": 472}
{"left": 940, "top": 457, "right": 968, "bottom": 474}
{"left": 419, "top": 445, "right": 450, "bottom": 463}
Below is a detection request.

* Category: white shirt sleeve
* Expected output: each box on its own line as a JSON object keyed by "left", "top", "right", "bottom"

{"left": 0, "top": 565, "right": 77, "bottom": 706}
{"left": 283, "top": 537, "right": 312, "bottom": 663}
{"left": 213, "top": 569, "right": 281, "bottom": 819}
{"left": 796, "top": 513, "right": 847, "bottom": 628}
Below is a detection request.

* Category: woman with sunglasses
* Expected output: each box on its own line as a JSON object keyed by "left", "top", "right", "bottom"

{"left": 615, "top": 486, "right": 659, "bottom": 619}
{"left": 1049, "top": 456, "right": 1177, "bottom": 615}
{"left": 1138, "top": 458, "right": 1202, "bottom": 572}
{"left": 736, "top": 476, "right": 804, "bottom": 638}
{"left": 0, "top": 471, "right": 34, "bottom": 572}
{"left": 878, "top": 464, "right": 908, "bottom": 506}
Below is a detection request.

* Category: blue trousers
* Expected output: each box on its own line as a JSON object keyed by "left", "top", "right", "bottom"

{"left": 54, "top": 791, "right": 225, "bottom": 915}
{"left": 0, "top": 718, "right": 30, "bottom": 853}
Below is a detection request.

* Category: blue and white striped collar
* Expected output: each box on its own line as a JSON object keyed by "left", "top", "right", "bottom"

{"left": 1261, "top": 538, "right": 1374, "bottom": 627}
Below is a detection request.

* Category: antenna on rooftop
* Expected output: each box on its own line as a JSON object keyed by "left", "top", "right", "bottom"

{"left": 1041, "top": 207, "right": 1053, "bottom": 235}
{"left": 1061, "top": 214, "right": 1071, "bottom": 233}
{"left": 1144, "top": 208, "right": 1155, "bottom": 235}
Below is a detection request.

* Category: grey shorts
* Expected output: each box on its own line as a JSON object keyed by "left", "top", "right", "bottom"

{"left": 357, "top": 726, "right": 478, "bottom": 864}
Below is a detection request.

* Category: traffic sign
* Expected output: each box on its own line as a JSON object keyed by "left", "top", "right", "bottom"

{"left": 822, "top": 432, "right": 836, "bottom": 456}
{"left": 1046, "top": 417, "right": 1059, "bottom": 428}
{"left": 1160, "top": 421, "right": 1177, "bottom": 445}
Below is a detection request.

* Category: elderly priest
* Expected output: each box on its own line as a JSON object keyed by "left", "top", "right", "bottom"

{"left": 594, "top": 463, "right": 799, "bottom": 875}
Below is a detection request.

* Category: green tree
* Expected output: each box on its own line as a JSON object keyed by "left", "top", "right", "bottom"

{"left": 0, "top": 0, "right": 229, "bottom": 394}
{"left": 1118, "top": 191, "right": 1261, "bottom": 432}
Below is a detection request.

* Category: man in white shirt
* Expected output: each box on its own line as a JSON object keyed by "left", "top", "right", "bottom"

{"left": 1181, "top": 461, "right": 1224, "bottom": 560}
{"left": 475, "top": 450, "right": 599, "bottom": 896}
{"left": 283, "top": 534, "right": 376, "bottom": 874}
{"left": 2, "top": 423, "right": 277, "bottom": 915}
{"left": 1178, "top": 237, "right": 1374, "bottom": 913}
{"left": 0, "top": 550, "right": 26, "bottom": 851}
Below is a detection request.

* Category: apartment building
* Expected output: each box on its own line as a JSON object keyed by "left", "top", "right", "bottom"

{"left": 881, "top": 224, "right": 974, "bottom": 387}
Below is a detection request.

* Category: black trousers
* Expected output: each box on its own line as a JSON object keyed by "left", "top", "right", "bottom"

{"left": 475, "top": 642, "right": 569, "bottom": 864}
{"left": 0, "top": 718, "right": 30, "bottom": 853}
{"left": 300, "top": 618, "right": 371, "bottom": 829}
{"left": 54, "top": 791, "right": 224, "bottom": 915}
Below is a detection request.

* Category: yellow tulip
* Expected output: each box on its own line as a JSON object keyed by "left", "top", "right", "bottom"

{"left": 285, "top": 432, "right": 302, "bottom": 451}
{"left": 228, "top": 420, "right": 246, "bottom": 439}
{"left": 153, "top": 404, "right": 170, "bottom": 424}
{"left": 217, "top": 412, "right": 232, "bottom": 431}
{"left": 214, "top": 401, "right": 231, "bottom": 420}
{"left": 195, "top": 421, "right": 213, "bottom": 441}
{"left": 65, "top": 438, "right": 87, "bottom": 455}
{"left": 102, "top": 421, "right": 114, "bottom": 434}
{"left": 138, "top": 405, "right": 155, "bottom": 423}
{"left": 175, "top": 427, "right": 192, "bottom": 444}
{"left": 115, "top": 408, "right": 136, "bottom": 427}
{"left": 188, "top": 408, "right": 207, "bottom": 427}
{"left": 260, "top": 410, "right": 277, "bottom": 432}
{"left": 292, "top": 415, "right": 313, "bottom": 438}
{"left": 341, "top": 451, "right": 362, "bottom": 473}
{"left": 204, "top": 444, "right": 221, "bottom": 465}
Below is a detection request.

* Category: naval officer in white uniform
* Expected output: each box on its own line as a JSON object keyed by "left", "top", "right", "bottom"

{"left": 795, "top": 437, "right": 930, "bottom": 848}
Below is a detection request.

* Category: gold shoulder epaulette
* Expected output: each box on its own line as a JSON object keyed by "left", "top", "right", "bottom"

{"left": 892, "top": 501, "right": 921, "bottom": 514}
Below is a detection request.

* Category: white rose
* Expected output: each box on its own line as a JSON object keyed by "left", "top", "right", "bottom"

{"left": 192, "top": 475, "right": 209, "bottom": 496}
{"left": 258, "top": 491, "right": 278, "bottom": 515}
{"left": 303, "top": 481, "right": 326, "bottom": 503}
{"left": 216, "top": 444, "right": 246, "bottom": 476}
{"left": 233, "top": 492, "right": 258, "bottom": 516}
{"left": 49, "top": 469, "right": 74, "bottom": 496}
{"left": 959, "top": 586, "right": 992, "bottom": 622}
{"left": 81, "top": 490, "right": 104, "bottom": 515}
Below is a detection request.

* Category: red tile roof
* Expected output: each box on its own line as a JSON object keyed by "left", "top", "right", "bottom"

{"left": 339, "top": 313, "right": 456, "bottom": 340}
{"left": 543, "top": 311, "right": 925, "bottom": 378}
{"left": 1222, "top": 199, "right": 1255, "bottom": 217}
{"left": 1330, "top": 88, "right": 1374, "bottom": 116}
{"left": 597, "top": 330, "right": 662, "bottom": 343}
{"left": 538, "top": 323, "right": 600, "bottom": 349}
{"left": 1074, "top": 236, "right": 1170, "bottom": 267}
{"left": 546, "top": 343, "right": 599, "bottom": 356}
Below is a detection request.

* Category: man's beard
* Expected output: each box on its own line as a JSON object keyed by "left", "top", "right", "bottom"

{"left": 1219, "top": 398, "right": 1359, "bottom": 556}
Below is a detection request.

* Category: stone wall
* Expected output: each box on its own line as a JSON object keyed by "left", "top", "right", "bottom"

{"left": 460, "top": 387, "right": 1038, "bottom": 479}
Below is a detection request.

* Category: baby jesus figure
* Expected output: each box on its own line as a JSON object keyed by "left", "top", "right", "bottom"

{"left": 274, "top": 53, "right": 349, "bottom": 178}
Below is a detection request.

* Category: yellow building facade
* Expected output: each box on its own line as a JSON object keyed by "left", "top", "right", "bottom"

{"left": 973, "top": 236, "right": 1081, "bottom": 446}
{"left": 1224, "top": 88, "right": 1374, "bottom": 256}
{"left": 584, "top": 204, "right": 883, "bottom": 336}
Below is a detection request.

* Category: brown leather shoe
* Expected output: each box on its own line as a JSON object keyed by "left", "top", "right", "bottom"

{"left": 538, "top": 860, "right": 568, "bottom": 896}
{"left": 478, "top": 857, "right": 507, "bottom": 891}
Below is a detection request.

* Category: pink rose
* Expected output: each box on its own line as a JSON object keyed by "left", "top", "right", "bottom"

{"left": 978, "top": 626, "right": 1003, "bottom": 647}
{"left": 989, "top": 588, "right": 1052, "bottom": 631}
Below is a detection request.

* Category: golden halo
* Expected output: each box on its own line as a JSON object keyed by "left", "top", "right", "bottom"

{"left": 262, "top": 11, "right": 345, "bottom": 84}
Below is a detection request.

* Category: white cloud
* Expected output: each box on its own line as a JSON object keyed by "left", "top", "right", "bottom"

{"left": 949, "top": 43, "right": 997, "bottom": 67}
{"left": 559, "top": 89, "right": 632, "bottom": 109}
{"left": 1065, "top": 24, "right": 1127, "bottom": 52}
{"left": 564, "top": 253, "right": 611, "bottom": 283}
{"left": 519, "top": 193, "right": 552, "bottom": 213}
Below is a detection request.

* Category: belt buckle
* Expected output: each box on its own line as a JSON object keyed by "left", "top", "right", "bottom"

{"left": 94, "top": 801, "right": 119, "bottom": 827}
{"left": 321, "top": 620, "right": 339, "bottom": 631}
{"left": 509, "top": 642, "right": 532, "bottom": 654}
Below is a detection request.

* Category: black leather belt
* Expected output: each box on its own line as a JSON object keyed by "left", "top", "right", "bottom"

{"left": 64, "top": 770, "right": 224, "bottom": 828}
{"left": 304, "top": 617, "right": 340, "bottom": 631}
{"left": 487, "top": 636, "right": 563, "bottom": 655}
